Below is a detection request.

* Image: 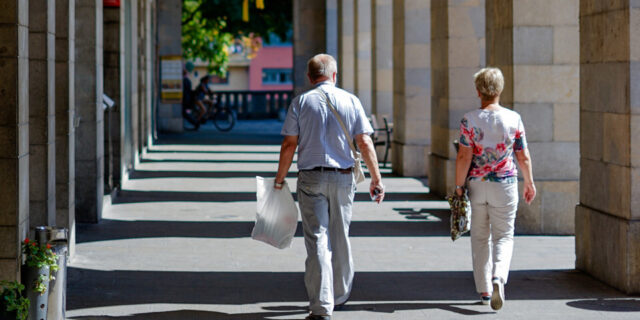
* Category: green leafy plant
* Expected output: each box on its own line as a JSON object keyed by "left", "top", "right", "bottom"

{"left": 182, "top": 0, "right": 292, "bottom": 77}
{"left": 0, "top": 281, "right": 29, "bottom": 320}
{"left": 21, "top": 238, "right": 58, "bottom": 294}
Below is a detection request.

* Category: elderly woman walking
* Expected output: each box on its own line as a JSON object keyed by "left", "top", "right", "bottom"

{"left": 454, "top": 67, "right": 536, "bottom": 310}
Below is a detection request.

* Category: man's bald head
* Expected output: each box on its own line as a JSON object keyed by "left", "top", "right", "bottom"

{"left": 307, "top": 54, "right": 337, "bottom": 83}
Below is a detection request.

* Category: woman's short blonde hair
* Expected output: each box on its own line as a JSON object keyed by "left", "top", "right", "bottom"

{"left": 473, "top": 67, "right": 504, "bottom": 100}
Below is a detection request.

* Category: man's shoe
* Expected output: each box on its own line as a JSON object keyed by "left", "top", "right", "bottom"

{"left": 305, "top": 314, "right": 331, "bottom": 320}
{"left": 490, "top": 277, "right": 504, "bottom": 310}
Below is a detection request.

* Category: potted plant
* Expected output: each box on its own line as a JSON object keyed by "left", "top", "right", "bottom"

{"left": 0, "top": 280, "right": 29, "bottom": 320}
{"left": 21, "top": 238, "right": 58, "bottom": 319}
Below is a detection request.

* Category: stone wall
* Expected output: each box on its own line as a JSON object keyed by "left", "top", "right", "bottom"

{"left": 391, "top": 0, "right": 431, "bottom": 177}
{"left": 28, "top": 0, "right": 57, "bottom": 231}
{"left": 486, "top": 0, "right": 580, "bottom": 235}
{"left": 74, "top": 0, "right": 104, "bottom": 223}
{"left": 576, "top": 0, "right": 640, "bottom": 294}
{"left": 0, "top": 0, "right": 30, "bottom": 282}
{"left": 55, "top": 0, "right": 76, "bottom": 257}
{"left": 103, "top": 6, "right": 122, "bottom": 194}
{"left": 430, "top": 0, "right": 486, "bottom": 197}
{"left": 157, "top": 0, "right": 183, "bottom": 132}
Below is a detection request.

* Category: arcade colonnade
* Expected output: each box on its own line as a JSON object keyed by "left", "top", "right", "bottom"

{"left": 293, "top": 0, "right": 639, "bottom": 294}
{"left": 0, "top": 0, "right": 637, "bottom": 296}
{"left": 0, "top": 0, "right": 173, "bottom": 282}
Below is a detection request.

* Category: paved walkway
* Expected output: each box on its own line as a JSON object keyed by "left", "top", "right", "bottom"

{"left": 67, "top": 121, "right": 639, "bottom": 319}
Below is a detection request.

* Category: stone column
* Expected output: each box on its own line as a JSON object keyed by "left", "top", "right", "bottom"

{"left": 429, "top": 0, "right": 485, "bottom": 196}
{"left": 103, "top": 3, "right": 121, "bottom": 193}
{"left": 55, "top": 0, "right": 76, "bottom": 258}
{"left": 576, "top": 0, "right": 640, "bottom": 294}
{"left": 338, "top": 0, "right": 355, "bottom": 93}
{"left": 156, "top": 0, "right": 182, "bottom": 132}
{"left": 372, "top": 0, "right": 393, "bottom": 117}
{"left": 486, "top": 0, "right": 580, "bottom": 234}
{"left": 143, "top": 0, "right": 154, "bottom": 150}
{"left": 391, "top": 0, "right": 430, "bottom": 177}
{"left": 326, "top": 0, "right": 339, "bottom": 60}
{"left": 0, "top": 0, "right": 29, "bottom": 281}
{"left": 293, "top": 0, "right": 326, "bottom": 95}
{"left": 355, "top": 0, "right": 372, "bottom": 114}
{"left": 74, "top": 0, "right": 104, "bottom": 223}
{"left": 29, "top": 0, "right": 56, "bottom": 230}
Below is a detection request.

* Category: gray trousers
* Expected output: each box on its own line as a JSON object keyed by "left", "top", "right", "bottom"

{"left": 297, "top": 170, "right": 355, "bottom": 316}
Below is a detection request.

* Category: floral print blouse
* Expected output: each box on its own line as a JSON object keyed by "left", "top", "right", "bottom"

{"left": 459, "top": 107, "right": 527, "bottom": 183}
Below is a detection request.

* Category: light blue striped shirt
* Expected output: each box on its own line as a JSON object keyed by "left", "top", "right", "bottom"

{"left": 281, "top": 81, "right": 373, "bottom": 170}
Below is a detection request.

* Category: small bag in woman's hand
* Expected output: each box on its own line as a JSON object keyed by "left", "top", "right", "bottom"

{"left": 447, "top": 188, "right": 472, "bottom": 241}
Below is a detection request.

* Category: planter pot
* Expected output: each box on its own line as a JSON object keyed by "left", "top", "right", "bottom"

{"left": 22, "top": 265, "right": 49, "bottom": 320}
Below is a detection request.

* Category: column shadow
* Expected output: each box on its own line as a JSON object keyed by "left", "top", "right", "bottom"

{"left": 67, "top": 268, "right": 629, "bottom": 311}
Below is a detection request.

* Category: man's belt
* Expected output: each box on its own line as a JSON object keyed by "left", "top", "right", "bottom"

{"left": 301, "top": 167, "right": 353, "bottom": 174}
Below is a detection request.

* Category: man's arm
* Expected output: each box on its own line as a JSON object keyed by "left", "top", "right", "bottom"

{"left": 274, "top": 135, "right": 298, "bottom": 189}
{"left": 355, "top": 133, "right": 384, "bottom": 203}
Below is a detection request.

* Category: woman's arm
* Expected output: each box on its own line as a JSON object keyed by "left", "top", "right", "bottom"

{"left": 455, "top": 145, "right": 473, "bottom": 196}
{"left": 515, "top": 148, "right": 536, "bottom": 204}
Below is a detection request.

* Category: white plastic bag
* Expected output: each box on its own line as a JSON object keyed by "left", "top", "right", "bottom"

{"left": 251, "top": 176, "right": 299, "bottom": 249}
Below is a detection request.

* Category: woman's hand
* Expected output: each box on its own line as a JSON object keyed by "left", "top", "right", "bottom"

{"left": 523, "top": 182, "right": 536, "bottom": 204}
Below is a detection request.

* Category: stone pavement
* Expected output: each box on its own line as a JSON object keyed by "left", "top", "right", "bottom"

{"left": 66, "top": 121, "right": 639, "bottom": 319}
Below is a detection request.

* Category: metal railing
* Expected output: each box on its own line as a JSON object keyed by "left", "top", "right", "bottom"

{"left": 211, "top": 90, "right": 293, "bottom": 119}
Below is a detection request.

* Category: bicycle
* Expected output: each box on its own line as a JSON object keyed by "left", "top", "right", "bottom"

{"left": 184, "top": 93, "right": 236, "bottom": 132}
{"left": 203, "top": 94, "right": 236, "bottom": 132}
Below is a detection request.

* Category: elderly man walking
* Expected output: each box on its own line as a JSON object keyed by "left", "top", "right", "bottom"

{"left": 275, "top": 53, "right": 385, "bottom": 320}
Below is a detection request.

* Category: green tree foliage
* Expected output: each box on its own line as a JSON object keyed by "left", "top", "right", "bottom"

{"left": 182, "top": 0, "right": 292, "bottom": 77}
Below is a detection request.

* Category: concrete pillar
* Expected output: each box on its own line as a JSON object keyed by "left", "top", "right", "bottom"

{"left": 293, "top": 0, "right": 326, "bottom": 95}
{"left": 0, "top": 0, "right": 30, "bottom": 281}
{"left": 486, "top": 0, "right": 580, "bottom": 234}
{"left": 74, "top": 0, "right": 103, "bottom": 223}
{"left": 355, "top": 0, "right": 372, "bottom": 114}
{"left": 391, "top": 0, "right": 430, "bottom": 177}
{"left": 55, "top": 0, "right": 76, "bottom": 258}
{"left": 143, "top": 0, "right": 154, "bottom": 150}
{"left": 156, "top": 0, "right": 182, "bottom": 132}
{"left": 103, "top": 3, "right": 121, "bottom": 193}
{"left": 337, "top": 0, "right": 355, "bottom": 93}
{"left": 372, "top": 0, "right": 393, "bottom": 118}
{"left": 326, "top": 0, "right": 339, "bottom": 60}
{"left": 29, "top": 0, "right": 56, "bottom": 230}
{"left": 429, "top": 0, "right": 485, "bottom": 196}
{"left": 576, "top": 0, "right": 640, "bottom": 294}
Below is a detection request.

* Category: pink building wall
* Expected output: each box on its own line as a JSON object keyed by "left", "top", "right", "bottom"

{"left": 249, "top": 45, "right": 293, "bottom": 91}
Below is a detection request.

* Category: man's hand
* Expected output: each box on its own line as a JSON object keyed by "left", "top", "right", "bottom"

{"left": 275, "top": 135, "right": 298, "bottom": 190}
{"left": 274, "top": 180, "right": 285, "bottom": 190}
{"left": 370, "top": 180, "right": 385, "bottom": 204}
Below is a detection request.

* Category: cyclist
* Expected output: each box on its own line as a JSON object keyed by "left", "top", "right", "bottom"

{"left": 182, "top": 64, "right": 200, "bottom": 129}
{"left": 194, "top": 75, "right": 213, "bottom": 124}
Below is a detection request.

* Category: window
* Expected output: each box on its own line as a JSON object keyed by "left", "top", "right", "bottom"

{"left": 262, "top": 68, "right": 292, "bottom": 85}
{"left": 209, "top": 73, "right": 229, "bottom": 85}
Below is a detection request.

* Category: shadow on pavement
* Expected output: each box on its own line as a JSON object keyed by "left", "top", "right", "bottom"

{"left": 112, "top": 190, "right": 439, "bottom": 203}
{"left": 67, "top": 269, "right": 628, "bottom": 311}
{"left": 264, "top": 302, "right": 495, "bottom": 315}
{"left": 128, "top": 170, "right": 399, "bottom": 179}
{"left": 566, "top": 298, "right": 640, "bottom": 312}
{"left": 76, "top": 214, "right": 452, "bottom": 243}
{"left": 68, "top": 309, "right": 306, "bottom": 320}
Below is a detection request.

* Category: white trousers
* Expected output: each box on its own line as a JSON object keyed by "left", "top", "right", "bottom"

{"left": 297, "top": 170, "right": 355, "bottom": 316}
{"left": 468, "top": 179, "right": 518, "bottom": 293}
